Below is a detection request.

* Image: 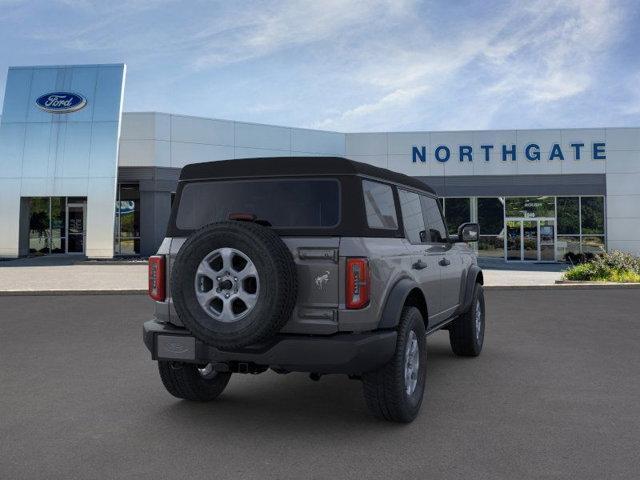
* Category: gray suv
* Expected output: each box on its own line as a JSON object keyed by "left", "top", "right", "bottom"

{"left": 144, "top": 157, "right": 485, "bottom": 423}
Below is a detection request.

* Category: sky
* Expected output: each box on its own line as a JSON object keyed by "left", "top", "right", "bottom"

{"left": 0, "top": 0, "right": 639, "bottom": 132}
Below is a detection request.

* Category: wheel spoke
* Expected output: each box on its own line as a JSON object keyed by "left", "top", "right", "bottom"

{"left": 195, "top": 288, "right": 218, "bottom": 307}
{"left": 219, "top": 248, "right": 234, "bottom": 272}
{"left": 236, "top": 262, "right": 257, "bottom": 281}
{"left": 197, "top": 261, "right": 218, "bottom": 280}
{"left": 235, "top": 290, "right": 258, "bottom": 309}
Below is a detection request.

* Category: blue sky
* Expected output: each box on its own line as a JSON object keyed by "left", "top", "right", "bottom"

{"left": 1, "top": 0, "right": 639, "bottom": 132}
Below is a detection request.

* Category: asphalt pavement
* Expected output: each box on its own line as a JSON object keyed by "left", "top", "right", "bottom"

{"left": 1, "top": 289, "right": 639, "bottom": 479}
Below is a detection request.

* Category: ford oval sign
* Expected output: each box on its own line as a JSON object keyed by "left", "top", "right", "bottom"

{"left": 35, "top": 92, "right": 87, "bottom": 114}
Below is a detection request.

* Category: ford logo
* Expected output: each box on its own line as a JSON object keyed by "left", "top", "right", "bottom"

{"left": 35, "top": 92, "right": 87, "bottom": 114}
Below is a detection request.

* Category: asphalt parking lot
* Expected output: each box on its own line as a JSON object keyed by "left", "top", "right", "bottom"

{"left": 1, "top": 289, "right": 639, "bottom": 479}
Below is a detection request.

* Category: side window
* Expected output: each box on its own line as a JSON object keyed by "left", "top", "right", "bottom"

{"left": 362, "top": 180, "right": 398, "bottom": 230}
{"left": 420, "top": 195, "right": 448, "bottom": 243}
{"left": 398, "top": 189, "right": 427, "bottom": 244}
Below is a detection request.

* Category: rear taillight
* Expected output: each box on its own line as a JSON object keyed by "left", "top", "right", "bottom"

{"left": 346, "top": 258, "right": 369, "bottom": 309}
{"left": 148, "top": 255, "right": 166, "bottom": 302}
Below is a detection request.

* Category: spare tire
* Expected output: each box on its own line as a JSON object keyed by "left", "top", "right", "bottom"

{"left": 171, "top": 221, "right": 297, "bottom": 349}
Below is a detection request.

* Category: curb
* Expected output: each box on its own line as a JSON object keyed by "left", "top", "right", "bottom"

{"left": 485, "top": 283, "right": 640, "bottom": 290}
{"left": 0, "top": 289, "right": 147, "bottom": 296}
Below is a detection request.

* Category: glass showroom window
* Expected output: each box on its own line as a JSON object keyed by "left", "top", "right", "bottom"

{"left": 114, "top": 184, "right": 141, "bottom": 255}
{"left": 557, "top": 197, "right": 580, "bottom": 259}
{"left": 556, "top": 196, "right": 606, "bottom": 258}
{"left": 581, "top": 197, "right": 605, "bottom": 254}
{"left": 28, "top": 198, "right": 51, "bottom": 254}
{"left": 28, "top": 197, "right": 68, "bottom": 254}
{"left": 505, "top": 196, "right": 555, "bottom": 218}
{"left": 442, "top": 198, "right": 471, "bottom": 235}
{"left": 477, "top": 197, "right": 505, "bottom": 258}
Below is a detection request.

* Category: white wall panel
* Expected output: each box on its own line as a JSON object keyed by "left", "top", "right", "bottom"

{"left": 346, "top": 133, "right": 387, "bottom": 156}
{"left": 344, "top": 154, "right": 387, "bottom": 169}
{"left": 118, "top": 139, "right": 158, "bottom": 167}
{"left": 606, "top": 128, "right": 640, "bottom": 151}
{"left": 235, "top": 122, "right": 290, "bottom": 151}
{"left": 233, "top": 147, "right": 291, "bottom": 159}
{"left": 171, "top": 142, "right": 234, "bottom": 168}
{"left": 171, "top": 115, "right": 234, "bottom": 146}
{"left": 291, "top": 128, "right": 344, "bottom": 154}
{"left": 120, "top": 113, "right": 157, "bottom": 140}
{"left": 606, "top": 172, "right": 640, "bottom": 195}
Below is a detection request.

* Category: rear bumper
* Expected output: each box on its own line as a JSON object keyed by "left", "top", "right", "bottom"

{"left": 143, "top": 320, "right": 397, "bottom": 374}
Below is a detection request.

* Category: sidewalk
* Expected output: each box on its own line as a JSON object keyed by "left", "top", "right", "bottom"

{"left": 0, "top": 256, "right": 147, "bottom": 294}
{"left": 478, "top": 258, "right": 566, "bottom": 286}
{"left": 0, "top": 255, "right": 569, "bottom": 294}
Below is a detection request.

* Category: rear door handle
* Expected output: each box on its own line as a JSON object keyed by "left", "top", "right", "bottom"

{"left": 439, "top": 257, "right": 451, "bottom": 266}
{"left": 412, "top": 260, "right": 428, "bottom": 270}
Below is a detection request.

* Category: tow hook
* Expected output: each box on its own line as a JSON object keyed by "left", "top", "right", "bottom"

{"left": 309, "top": 372, "right": 322, "bottom": 381}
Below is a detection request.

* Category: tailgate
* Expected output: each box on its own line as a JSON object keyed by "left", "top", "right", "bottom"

{"left": 280, "top": 237, "right": 341, "bottom": 334}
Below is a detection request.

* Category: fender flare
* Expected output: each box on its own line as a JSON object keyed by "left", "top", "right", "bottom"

{"left": 377, "top": 277, "right": 422, "bottom": 330}
{"left": 458, "top": 265, "right": 483, "bottom": 314}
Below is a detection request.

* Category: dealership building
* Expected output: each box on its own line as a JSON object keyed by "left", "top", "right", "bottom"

{"left": 1, "top": 63, "right": 639, "bottom": 261}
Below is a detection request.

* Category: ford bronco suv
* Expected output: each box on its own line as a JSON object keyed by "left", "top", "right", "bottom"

{"left": 143, "top": 157, "right": 485, "bottom": 423}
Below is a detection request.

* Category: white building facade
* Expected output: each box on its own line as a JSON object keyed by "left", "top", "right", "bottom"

{"left": 1, "top": 64, "right": 639, "bottom": 261}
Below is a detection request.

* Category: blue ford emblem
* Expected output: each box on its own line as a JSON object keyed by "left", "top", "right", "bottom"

{"left": 35, "top": 92, "right": 87, "bottom": 114}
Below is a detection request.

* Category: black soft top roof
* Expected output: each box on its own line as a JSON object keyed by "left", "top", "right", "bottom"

{"left": 179, "top": 156, "right": 435, "bottom": 195}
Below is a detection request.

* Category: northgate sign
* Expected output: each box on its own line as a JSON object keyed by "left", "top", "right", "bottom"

{"left": 411, "top": 142, "right": 606, "bottom": 163}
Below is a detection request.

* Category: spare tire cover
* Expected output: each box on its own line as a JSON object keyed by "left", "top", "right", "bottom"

{"left": 171, "top": 221, "right": 297, "bottom": 349}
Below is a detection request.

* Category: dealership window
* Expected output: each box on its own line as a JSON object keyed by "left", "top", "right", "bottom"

{"left": 477, "top": 197, "right": 505, "bottom": 258}
{"left": 442, "top": 198, "right": 471, "bottom": 235}
{"left": 114, "top": 184, "right": 141, "bottom": 255}
{"left": 505, "top": 196, "right": 555, "bottom": 218}
{"left": 556, "top": 196, "right": 606, "bottom": 258}
{"left": 27, "top": 196, "right": 86, "bottom": 255}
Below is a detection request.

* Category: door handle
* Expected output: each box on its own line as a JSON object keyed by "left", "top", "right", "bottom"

{"left": 439, "top": 257, "right": 451, "bottom": 266}
{"left": 412, "top": 260, "right": 428, "bottom": 270}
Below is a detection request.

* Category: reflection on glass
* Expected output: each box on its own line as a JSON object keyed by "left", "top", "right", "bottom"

{"left": 506, "top": 196, "right": 555, "bottom": 218}
{"left": 444, "top": 198, "right": 470, "bottom": 234}
{"left": 478, "top": 197, "right": 504, "bottom": 235}
{"left": 506, "top": 221, "right": 521, "bottom": 260}
{"left": 557, "top": 197, "right": 579, "bottom": 234}
{"left": 29, "top": 197, "right": 50, "bottom": 254}
{"left": 582, "top": 236, "right": 605, "bottom": 254}
{"left": 478, "top": 235, "right": 504, "bottom": 258}
{"left": 557, "top": 236, "right": 581, "bottom": 259}
{"left": 114, "top": 183, "right": 142, "bottom": 255}
{"left": 540, "top": 220, "right": 555, "bottom": 261}
{"left": 51, "top": 197, "right": 66, "bottom": 239}
{"left": 581, "top": 197, "right": 605, "bottom": 234}
{"left": 67, "top": 205, "right": 85, "bottom": 253}
{"left": 523, "top": 221, "right": 538, "bottom": 260}
{"left": 51, "top": 235, "right": 65, "bottom": 254}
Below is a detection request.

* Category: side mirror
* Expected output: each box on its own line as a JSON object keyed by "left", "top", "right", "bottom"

{"left": 456, "top": 222, "right": 479, "bottom": 242}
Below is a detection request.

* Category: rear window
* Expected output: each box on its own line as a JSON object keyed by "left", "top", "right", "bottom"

{"left": 175, "top": 178, "right": 340, "bottom": 230}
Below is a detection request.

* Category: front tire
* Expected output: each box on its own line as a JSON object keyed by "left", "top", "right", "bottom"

{"left": 449, "top": 283, "right": 485, "bottom": 356}
{"left": 158, "top": 361, "right": 232, "bottom": 401}
{"left": 362, "top": 306, "right": 427, "bottom": 423}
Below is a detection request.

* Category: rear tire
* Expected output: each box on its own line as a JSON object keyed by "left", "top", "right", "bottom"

{"left": 449, "top": 283, "right": 485, "bottom": 356}
{"left": 158, "top": 361, "right": 232, "bottom": 401}
{"left": 362, "top": 306, "right": 427, "bottom": 423}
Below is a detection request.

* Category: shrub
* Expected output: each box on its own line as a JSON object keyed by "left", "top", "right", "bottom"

{"left": 563, "top": 250, "right": 640, "bottom": 282}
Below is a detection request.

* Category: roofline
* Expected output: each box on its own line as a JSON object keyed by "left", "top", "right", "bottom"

{"left": 178, "top": 156, "right": 436, "bottom": 195}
